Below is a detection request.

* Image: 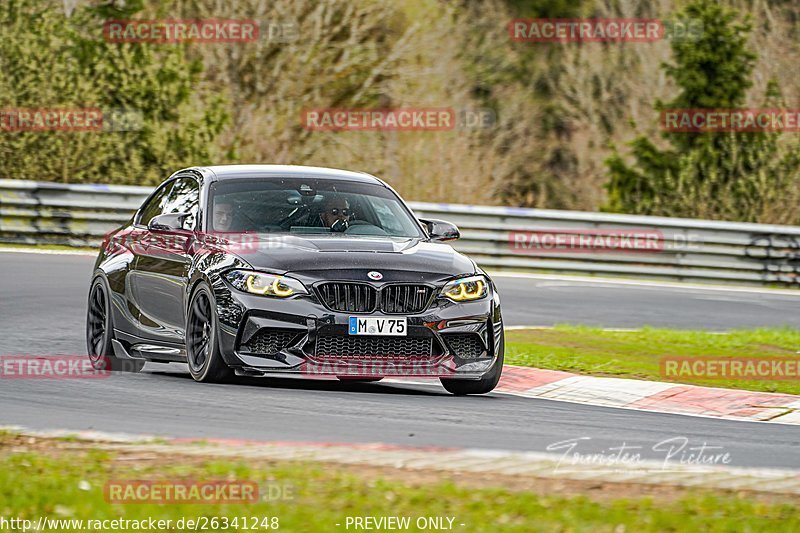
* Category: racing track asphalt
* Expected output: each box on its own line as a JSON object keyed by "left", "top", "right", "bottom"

{"left": 1, "top": 250, "right": 799, "bottom": 470}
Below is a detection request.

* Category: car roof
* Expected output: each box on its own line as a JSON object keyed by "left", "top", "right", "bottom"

{"left": 187, "top": 165, "right": 385, "bottom": 185}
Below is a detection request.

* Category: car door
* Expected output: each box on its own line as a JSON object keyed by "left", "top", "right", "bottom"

{"left": 131, "top": 176, "right": 200, "bottom": 345}
{"left": 118, "top": 179, "right": 175, "bottom": 340}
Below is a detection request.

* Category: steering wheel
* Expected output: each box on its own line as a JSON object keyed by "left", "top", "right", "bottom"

{"left": 277, "top": 205, "right": 311, "bottom": 230}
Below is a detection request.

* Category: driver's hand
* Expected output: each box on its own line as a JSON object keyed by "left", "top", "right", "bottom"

{"left": 330, "top": 219, "right": 349, "bottom": 232}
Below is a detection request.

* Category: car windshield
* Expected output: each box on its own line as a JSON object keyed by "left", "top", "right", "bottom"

{"left": 208, "top": 177, "right": 425, "bottom": 238}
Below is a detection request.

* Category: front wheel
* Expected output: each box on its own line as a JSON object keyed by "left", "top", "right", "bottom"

{"left": 86, "top": 277, "right": 144, "bottom": 373}
{"left": 440, "top": 336, "right": 503, "bottom": 395}
{"left": 186, "top": 283, "right": 234, "bottom": 383}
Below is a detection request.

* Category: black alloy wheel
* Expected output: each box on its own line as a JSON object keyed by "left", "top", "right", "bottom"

{"left": 186, "top": 284, "right": 234, "bottom": 383}
{"left": 86, "top": 277, "right": 144, "bottom": 372}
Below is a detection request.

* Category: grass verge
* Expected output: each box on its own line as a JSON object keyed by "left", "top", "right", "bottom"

{"left": 505, "top": 326, "right": 800, "bottom": 395}
{"left": 1, "top": 435, "right": 798, "bottom": 532}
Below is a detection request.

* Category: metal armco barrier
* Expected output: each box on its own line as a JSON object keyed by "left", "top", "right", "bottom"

{"left": 2, "top": 178, "right": 800, "bottom": 287}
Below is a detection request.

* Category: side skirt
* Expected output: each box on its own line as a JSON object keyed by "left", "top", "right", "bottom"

{"left": 113, "top": 329, "right": 187, "bottom": 363}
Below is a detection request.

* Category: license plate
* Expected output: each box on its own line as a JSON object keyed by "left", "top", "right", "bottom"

{"left": 348, "top": 317, "right": 407, "bottom": 336}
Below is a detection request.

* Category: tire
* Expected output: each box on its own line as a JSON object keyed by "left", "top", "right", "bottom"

{"left": 440, "top": 333, "right": 504, "bottom": 396}
{"left": 186, "top": 283, "right": 234, "bottom": 383}
{"left": 86, "top": 277, "right": 144, "bottom": 373}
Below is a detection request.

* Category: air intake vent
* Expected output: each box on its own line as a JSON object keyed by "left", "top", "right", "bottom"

{"left": 442, "top": 333, "right": 486, "bottom": 359}
{"left": 381, "top": 284, "right": 434, "bottom": 314}
{"left": 240, "top": 328, "right": 301, "bottom": 356}
{"left": 316, "top": 283, "right": 378, "bottom": 313}
{"left": 315, "top": 332, "right": 434, "bottom": 358}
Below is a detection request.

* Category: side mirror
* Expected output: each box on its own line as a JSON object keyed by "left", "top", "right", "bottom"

{"left": 148, "top": 212, "right": 191, "bottom": 232}
{"left": 420, "top": 218, "right": 460, "bottom": 242}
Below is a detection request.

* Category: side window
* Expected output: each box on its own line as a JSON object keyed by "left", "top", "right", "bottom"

{"left": 137, "top": 181, "right": 174, "bottom": 227}
{"left": 163, "top": 177, "right": 200, "bottom": 230}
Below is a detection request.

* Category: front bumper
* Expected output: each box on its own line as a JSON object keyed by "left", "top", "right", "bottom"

{"left": 214, "top": 283, "right": 503, "bottom": 380}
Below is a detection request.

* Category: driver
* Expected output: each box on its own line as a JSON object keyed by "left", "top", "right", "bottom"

{"left": 319, "top": 195, "right": 351, "bottom": 229}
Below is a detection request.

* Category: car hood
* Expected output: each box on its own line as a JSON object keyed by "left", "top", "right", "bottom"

{"left": 222, "top": 234, "right": 476, "bottom": 283}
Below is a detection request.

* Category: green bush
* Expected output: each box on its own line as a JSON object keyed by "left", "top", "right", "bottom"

{"left": 605, "top": 0, "right": 800, "bottom": 224}
{"left": 0, "top": 0, "right": 227, "bottom": 185}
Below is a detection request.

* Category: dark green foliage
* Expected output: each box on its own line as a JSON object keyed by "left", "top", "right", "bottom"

{"left": 0, "top": 0, "right": 227, "bottom": 184}
{"left": 605, "top": 0, "right": 800, "bottom": 223}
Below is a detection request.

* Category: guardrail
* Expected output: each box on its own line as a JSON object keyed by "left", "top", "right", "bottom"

{"left": 1, "top": 178, "right": 800, "bottom": 286}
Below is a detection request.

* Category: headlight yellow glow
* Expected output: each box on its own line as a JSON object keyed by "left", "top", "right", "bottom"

{"left": 225, "top": 270, "right": 307, "bottom": 298}
{"left": 441, "top": 276, "right": 487, "bottom": 302}
{"left": 246, "top": 275, "right": 295, "bottom": 297}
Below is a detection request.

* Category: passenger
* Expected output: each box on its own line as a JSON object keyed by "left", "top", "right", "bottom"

{"left": 212, "top": 201, "right": 234, "bottom": 232}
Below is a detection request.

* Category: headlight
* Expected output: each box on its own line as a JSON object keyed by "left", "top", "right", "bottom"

{"left": 441, "top": 275, "right": 488, "bottom": 302}
{"left": 224, "top": 270, "right": 307, "bottom": 298}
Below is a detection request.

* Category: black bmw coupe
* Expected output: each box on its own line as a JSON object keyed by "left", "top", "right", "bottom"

{"left": 86, "top": 165, "right": 504, "bottom": 394}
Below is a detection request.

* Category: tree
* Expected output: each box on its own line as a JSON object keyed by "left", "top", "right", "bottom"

{"left": 0, "top": 0, "right": 227, "bottom": 184}
{"left": 605, "top": 0, "right": 800, "bottom": 224}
